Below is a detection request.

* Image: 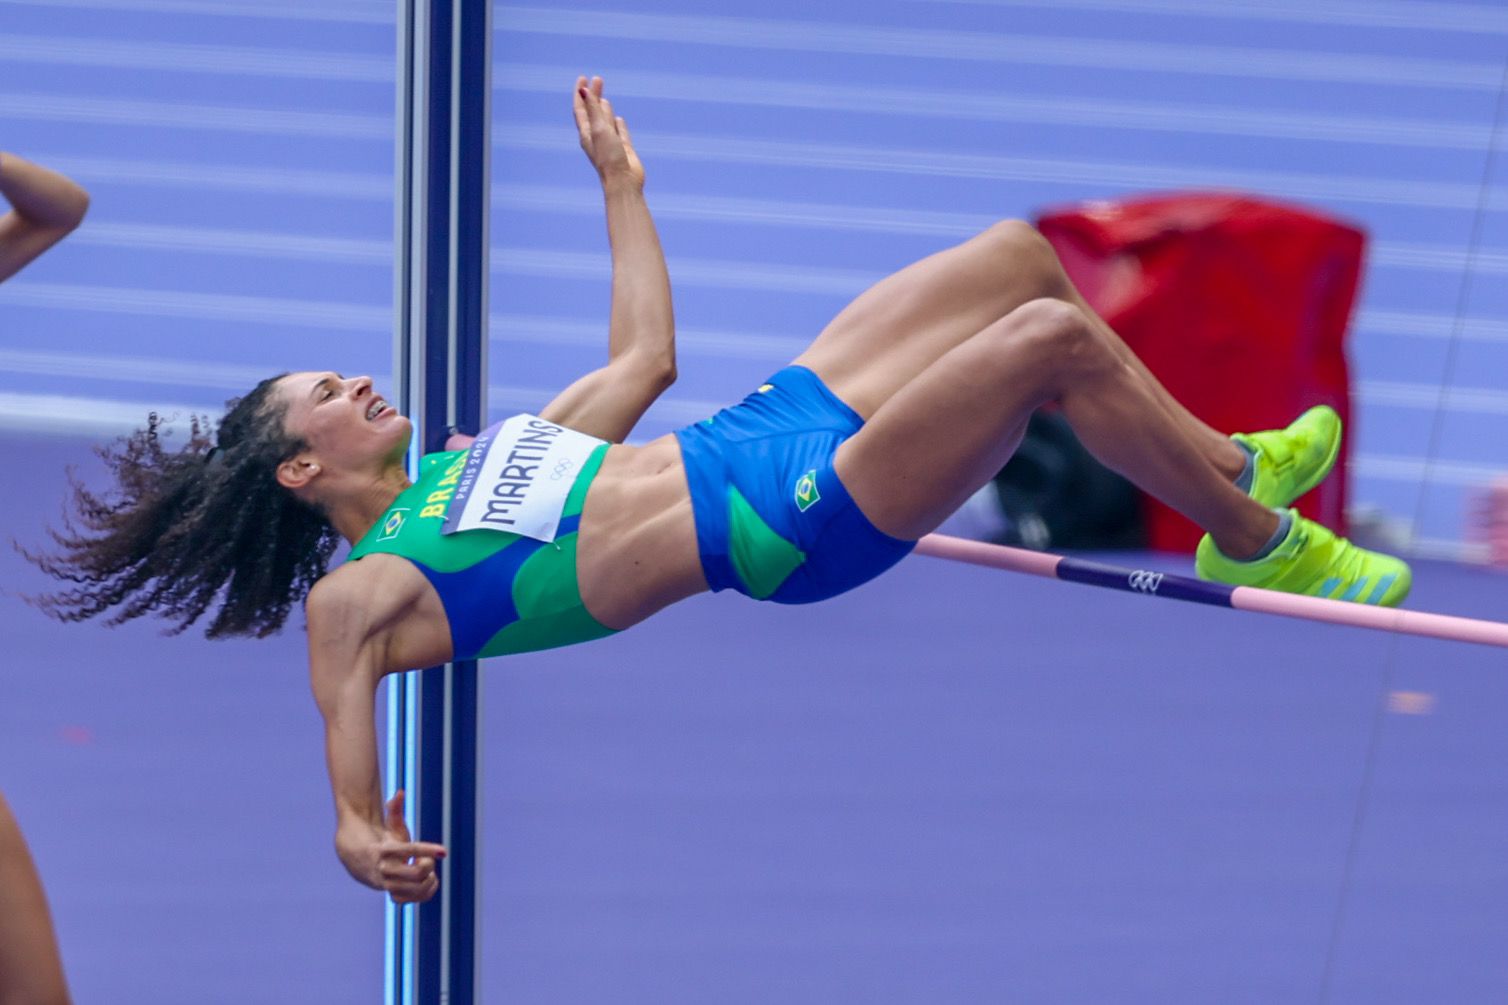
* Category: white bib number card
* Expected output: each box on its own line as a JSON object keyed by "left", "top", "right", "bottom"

{"left": 441, "top": 414, "right": 605, "bottom": 541}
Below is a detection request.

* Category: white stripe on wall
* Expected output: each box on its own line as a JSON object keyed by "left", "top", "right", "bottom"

{"left": 1370, "top": 243, "right": 1508, "bottom": 275}
{"left": 0, "top": 348, "right": 278, "bottom": 390}
{"left": 1357, "top": 380, "right": 1508, "bottom": 415}
{"left": 1352, "top": 453, "right": 1505, "bottom": 486}
{"left": 3, "top": 281, "right": 390, "bottom": 330}
{"left": 494, "top": 315, "right": 808, "bottom": 360}
{"left": 0, "top": 391, "right": 219, "bottom": 437}
{"left": 0, "top": 33, "right": 390, "bottom": 81}
{"left": 35, "top": 155, "right": 391, "bottom": 199}
{"left": 0, "top": 388, "right": 725, "bottom": 439}
{"left": 0, "top": 0, "right": 392, "bottom": 23}
{"left": 52, "top": 213, "right": 1508, "bottom": 289}
{"left": 493, "top": 125, "right": 1508, "bottom": 212}
{"left": 498, "top": 7, "right": 1505, "bottom": 91}
{"left": 2, "top": 93, "right": 391, "bottom": 139}
{"left": 71, "top": 222, "right": 391, "bottom": 264}
{"left": 1357, "top": 310, "right": 1508, "bottom": 343}
{"left": 494, "top": 64, "right": 1499, "bottom": 150}
{"left": 25, "top": 143, "right": 1503, "bottom": 216}
{"left": 898, "top": 0, "right": 1508, "bottom": 35}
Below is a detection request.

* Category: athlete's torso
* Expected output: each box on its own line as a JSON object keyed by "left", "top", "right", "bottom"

{"left": 331, "top": 434, "right": 706, "bottom": 670}
{"left": 348, "top": 443, "right": 617, "bottom": 660}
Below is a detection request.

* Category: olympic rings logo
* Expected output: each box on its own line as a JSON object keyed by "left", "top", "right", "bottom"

{"left": 548, "top": 457, "right": 576, "bottom": 481}
{"left": 1127, "top": 570, "right": 1163, "bottom": 594}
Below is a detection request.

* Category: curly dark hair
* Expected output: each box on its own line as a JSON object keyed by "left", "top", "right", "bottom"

{"left": 23, "top": 375, "right": 340, "bottom": 638}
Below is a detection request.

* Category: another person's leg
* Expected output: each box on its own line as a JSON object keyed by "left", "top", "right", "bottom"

{"left": 834, "top": 298, "right": 1407, "bottom": 602}
{"left": 792, "top": 220, "right": 1246, "bottom": 479}
{"left": 0, "top": 792, "right": 71, "bottom": 1005}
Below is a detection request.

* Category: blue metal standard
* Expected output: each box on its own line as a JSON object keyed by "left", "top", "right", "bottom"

{"left": 389, "top": 0, "right": 490, "bottom": 1001}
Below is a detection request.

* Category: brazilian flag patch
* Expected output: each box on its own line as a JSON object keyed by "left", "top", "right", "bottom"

{"left": 793, "top": 470, "right": 821, "bottom": 512}
{"left": 379, "top": 507, "right": 410, "bottom": 541}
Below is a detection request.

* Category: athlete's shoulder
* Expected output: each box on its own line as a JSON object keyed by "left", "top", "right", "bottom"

{"left": 307, "top": 557, "right": 428, "bottom": 638}
{"left": 306, "top": 565, "right": 367, "bottom": 621}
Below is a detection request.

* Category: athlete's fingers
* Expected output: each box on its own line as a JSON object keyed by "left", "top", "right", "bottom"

{"left": 387, "top": 880, "right": 435, "bottom": 904}
{"left": 384, "top": 790, "right": 411, "bottom": 840}
{"left": 380, "top": 857, "right": 436, "bottom": 883}
{"left": 616, "top": 115, "right": 632, "bottom": 146}
{"left": 391, "top": 841, "right": 447, "bottom": 861}
{"left": 387, "top": 871, "right": 441, "bottom": 904}
{"left": 572, "top": 75, "right": 590, "bottom": 139}
{"left": 380, "top": 860, "right": 427, "bottom": 882}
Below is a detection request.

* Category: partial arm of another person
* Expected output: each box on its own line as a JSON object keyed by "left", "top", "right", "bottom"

{"left": 538, "top": 76, "right": 677, "bottom": 443}
{"left": 0, "top": 793, "right": 72, "bottom": 1005}
{"left": 306, "top": 575, "right": 447, "bottom": 903}
{"left": 0, "top": 152, "right": 90, "bottom": 283}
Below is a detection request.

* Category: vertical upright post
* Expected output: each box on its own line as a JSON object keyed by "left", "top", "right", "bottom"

{"left": 390, "top": 0, "right": 490, "bottom": 1001}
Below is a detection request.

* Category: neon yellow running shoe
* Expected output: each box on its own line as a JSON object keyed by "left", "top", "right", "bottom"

{"left": 1233, "top": 405, "right": 1342, "bottom": 508}
{"left": 1195, "top": 509, "right": 1411, "bottom": 606}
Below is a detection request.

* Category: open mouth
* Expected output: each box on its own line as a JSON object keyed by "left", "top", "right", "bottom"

{"left": 366, "top": 398, "right": 390, "bottom": 421}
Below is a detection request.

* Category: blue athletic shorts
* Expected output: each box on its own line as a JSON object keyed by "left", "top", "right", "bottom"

{"left": 673, "top": 365, "right": 916, "bottom": 605}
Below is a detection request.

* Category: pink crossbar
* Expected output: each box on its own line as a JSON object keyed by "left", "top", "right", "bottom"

{"left": 914, "top": 533, "right": 1508, "bottom": 650}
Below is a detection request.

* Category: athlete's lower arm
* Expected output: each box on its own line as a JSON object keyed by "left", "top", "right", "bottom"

{"left": 306, "top": 578, "right": 387, "bottom": 888}
{"left": 602, "top": 174, "right": 676, "bottom": 381}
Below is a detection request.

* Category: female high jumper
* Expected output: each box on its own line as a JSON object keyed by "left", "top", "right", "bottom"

{"left": 30, "top": 78, "right": 1407, "bottom": 904}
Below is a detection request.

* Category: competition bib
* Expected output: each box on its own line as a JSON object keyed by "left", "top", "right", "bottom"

{"left": 441, "top": 414, "right": 606, "bottom": 541}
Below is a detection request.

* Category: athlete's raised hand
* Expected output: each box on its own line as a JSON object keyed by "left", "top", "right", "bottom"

{"left": 374, "top": 790, "right": 447, "bottom": 904}
{"left": 573, "top": 75, "right": 644, "bottom": 189}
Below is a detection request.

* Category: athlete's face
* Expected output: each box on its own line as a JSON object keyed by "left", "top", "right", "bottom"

{"left": 276, "top": 371, "right": 412, "bottom": 471}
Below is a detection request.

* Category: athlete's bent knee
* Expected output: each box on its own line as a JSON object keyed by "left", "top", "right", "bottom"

{"left": 1009, "top": 297, "right": 1102, "bottom": 373}
{"left": 981, "top": 219, "right": 1062, "bottom": 274}
{"left": 1012, "top": 296, "right": 1088, "bottom": 338}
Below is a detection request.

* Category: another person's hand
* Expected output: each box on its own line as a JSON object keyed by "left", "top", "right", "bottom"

{"left": 366, "top": 784, "right": 446, "bottom": 905}
{"left": 574, "top": 75, "right": 644, "bottom": 189}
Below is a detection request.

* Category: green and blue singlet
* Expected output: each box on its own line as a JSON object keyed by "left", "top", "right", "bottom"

{"left": 347, "top": 445, "right": 617, "bottom": 659}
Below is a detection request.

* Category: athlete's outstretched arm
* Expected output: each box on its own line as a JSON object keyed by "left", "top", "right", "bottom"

{"left": 0, "top": 152, "right": 90, "bottom": 283}
{"left": 540, "top": 76, "right": 676, "bottom": 443}
{"left": 306, "top": 577, "right": 446, "bottom": 903}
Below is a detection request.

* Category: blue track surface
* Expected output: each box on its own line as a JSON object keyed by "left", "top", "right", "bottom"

{"left": 5, "top": 430, "right": 1506, "bottom": 1002}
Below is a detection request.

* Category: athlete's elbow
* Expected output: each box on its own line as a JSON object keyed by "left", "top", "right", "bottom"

{"left": 62, "top": 185, "right": 90, "bottom": 231}
{"left": 654, "top": 357, "right": 677, "bottom": 391}
{"left": 626, "top": 347, "right": 676, "bottom": 391}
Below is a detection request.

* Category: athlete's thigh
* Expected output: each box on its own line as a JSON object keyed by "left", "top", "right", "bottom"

{"left": 833, "top": 300, "right": 1078, "bottom": 540}
{"left": 792, "top": 220, "right": 1060, "bottom": 419}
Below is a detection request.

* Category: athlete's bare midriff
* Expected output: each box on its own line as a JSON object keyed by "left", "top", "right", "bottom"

{"left": 576, "top": 433, "right": 708, "bottom": 629}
